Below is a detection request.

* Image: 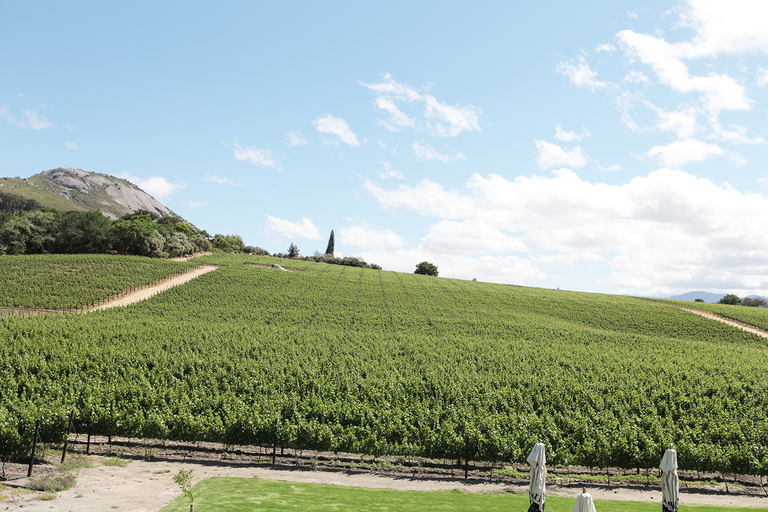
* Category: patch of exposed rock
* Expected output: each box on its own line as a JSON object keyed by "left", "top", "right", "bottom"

{"left": 38, "top": 168, "right": 180, "bottom": 220}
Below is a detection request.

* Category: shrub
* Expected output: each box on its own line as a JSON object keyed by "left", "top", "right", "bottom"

{"left": 414, "top": 261, "right": 438, "bottom": 276}
{"left": 28, "top": 473, "right": 76, "bottom": 493}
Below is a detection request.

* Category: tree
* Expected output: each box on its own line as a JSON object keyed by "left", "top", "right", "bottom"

{"left": 173, "top": 468, "right": 196, "bottom": 512}
{"left": 325, "top": 230, "right": 335, "bottom": 257}
{"left": 414, "top": 261, "right": 438, "bottom": 276}
{"left": 287, "top": 242, "right": 300, "bottom": 258}
{"left": 212, "top": 234, "right": 245, "bottom": 253}
{"left": 694, "top": 298, "right": 704, "bottom": 303}
{"left": 0, "top": 191, "right": 41, "bottom": 214}
{"left": 55, "top": 210, "right": 112, "bottom": 253}
{"left": 718, "top": 294, "right": 742, "bottom": 305}
{"left": 742, "top": 297, "right": 767, "bottom": 307}
{"left": 111, "top": 217, "right": 155, "bottom": 256}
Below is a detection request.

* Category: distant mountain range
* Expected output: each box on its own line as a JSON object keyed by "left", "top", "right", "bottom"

{"left": 0, "top": 168, "right": 183, "bottom": 221}
{"left": 665, "top": 291, "right": 768, "bottom": 304}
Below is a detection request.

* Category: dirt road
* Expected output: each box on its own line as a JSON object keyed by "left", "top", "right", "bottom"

{"left": 89, "top": 265, "right": 219, "bottom": 311}
{"left": 678, "top": 305, "right": 768, "bottom": 339}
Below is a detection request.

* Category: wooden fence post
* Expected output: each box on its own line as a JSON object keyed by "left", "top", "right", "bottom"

{"left": 27, "top": 419, "right": 41, "bottom": 478}
{"left": 61, "top": 409, "right": 75, "bottom": 463}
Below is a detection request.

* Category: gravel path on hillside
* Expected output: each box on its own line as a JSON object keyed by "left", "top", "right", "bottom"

{"left": 89, "top": 265, "right": 219, "bottom": 311}
{"left": 678, "top": 305, "right": 768, "bottom": 339}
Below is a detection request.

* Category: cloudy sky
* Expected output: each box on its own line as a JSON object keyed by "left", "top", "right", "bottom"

{"left": 2, "top": 1, "right": 768, "bottom": 297}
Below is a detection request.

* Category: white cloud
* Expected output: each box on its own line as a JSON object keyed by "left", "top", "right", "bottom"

{"left": 375, "top": 96, "right": 416, "bottom": 131}
{"left": 182, "top": 201, "right": 207, "bottom": 210}
{"left": 66, "top": 142, "right": 78, "bottom": 150}
{"left": 655, "top": 107, "right": 699, "bottom": 140}
{"left": 362, "top": 73, "right": 481, "bottom": 137}
{"left": 554, "top": 124, "right": 581, "bottom": 142}
{"left": 0, "top": 107, "right": 53, "bottom": 130}
{"left": 286, "top": 130, "right": 309, "bottom": 146}
{"left": 710, "top": 122, "right": 765, "bottom": 144}
{"left": 535, "top": 140, "right": 588, "bottom": 169}
{"left": 233, "top": 140, "right": 276, "bottom": 167}
{"left": 205, "top": 175, "right": 240, "bottom": 186}
{"left": 646, "top": 139, "right": 724, "bottom": 167}
{"left": 118, "top": 173, "right": 185, "bottom": 200}
{"left": 365, "top": 168, "right": 768, "bottom": 295}
{"left": 597, "top": 43, "right": 617, "bottom": 52}
{"left": 379, "top": 161, "right": 404, "bottom": 179}
{"left": 422, "top": 219, "right": 528, "bottom": 255}
{"left": 314, "top": 114, "right": 360, "bottom": 147}
{"left": 265, "top": 215, "right": 322, "bottom": 240}
{"left": 674, "top": 0, "right": 768, "bottom": 58}
{"left": 338, "top": 222, "right": 405, "bottom": 250}
{"left": 598, "top": 164, "right": 621, "bottom": 172}
{"left": 412, "top": 142, "right": 466, "bottom": 163}
{"left": 556, "top": 56, "right": 611, "bottom": 91}
{"left": 617, "top": 30, "right": 752, "bottom": 117}
{"left": 624, "top": 70, "right": 649, "bottom": 84}
{"left": 424, "top": 96, "right": 481, "bottom": 137}
{"left": 757, "top": 68, "right": 768, "bottom": 87}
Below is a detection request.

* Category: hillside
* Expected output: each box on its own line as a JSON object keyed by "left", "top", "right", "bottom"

{"left": 1, "top": 253, "right": 768, "bottom": 477}
{"left": 0, "top": 167, "right": 181, "bottom": 220}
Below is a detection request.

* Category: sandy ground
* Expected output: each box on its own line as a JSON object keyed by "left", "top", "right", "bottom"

{"left": 3, "top": 454, "right": 768, "bottom": 511}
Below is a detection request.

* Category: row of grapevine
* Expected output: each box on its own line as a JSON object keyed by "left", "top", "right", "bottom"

{"left": 0, "top": 254, "right": 198, "bottom": 310}
{"left": 1, "top": 253, "right": 767, "bottom": 476}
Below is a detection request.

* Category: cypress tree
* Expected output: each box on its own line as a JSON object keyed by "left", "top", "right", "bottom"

{"left": 324, "top": 230, "right": 335, "bottom": 257}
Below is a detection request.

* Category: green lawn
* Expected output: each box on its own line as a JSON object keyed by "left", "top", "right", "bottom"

{"left": 159, "top": 477, "right": 764, "bottom": 512}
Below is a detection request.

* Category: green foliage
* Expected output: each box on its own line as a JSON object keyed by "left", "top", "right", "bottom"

{"left": 173, "top": 468, "right": 195, "bottom": 505}
{"left": 414, "top": 261, "right": 438, "bottom": 276}
{"left": 213, "top": 234, "right": 245, "bottom": 253}
{"left": 244, "top": 246, "right": 270, "bottom": 256}
{"left": 0, "top": 191, "right": 41, "bottom": 214}
{"left": 165, "top": 232, "right": 194, "bottom": 258}
{"left": 0, "top": 254, "right": 197, "bottom": 309}
{"left": 287, "top": 242, "right": 300, "bottom": 258}
{"left": 719, "top": 294, "right": 742, "bottom": 305}
{"left": 159, "top": 476, "right": 751, "bottom": 512}
{"left": 742, "top": 297, "right": 767, "bottom": 308}
{"left": 111, "top": 217, "right": 155, "bottom": 256}
{"left": 324, "top": 230, "right": 335, "bottom": 257}
{"left": 191, "top": 235, "right": 212, "bottom": 253}
{"left": 2, "top": 254, "right": 768, "bottom": 477}
{"left": 174, "top": 222, "right": 196, "bottom": 238}
{"left": 55, "top": 211, "right": 112, "bottom": 253}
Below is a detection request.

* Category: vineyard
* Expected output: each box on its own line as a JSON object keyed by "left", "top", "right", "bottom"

{"left": 1, "top": 253, "right": 767, "bottom": 478}
{"left": 669, "top": 299, "right": 768, "bottom": 332}
{"left": 0, "top": 254, "right": 199, "bottom": 311}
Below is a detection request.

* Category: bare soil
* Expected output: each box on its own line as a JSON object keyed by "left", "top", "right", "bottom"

{"left": 2, "top": 439, "right": 767, "bottom": 511}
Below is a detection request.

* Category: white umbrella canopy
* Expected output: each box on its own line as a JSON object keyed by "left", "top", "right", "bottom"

{"left": 572, "top": 488, "right": 597, "bottom": 512}
{"left": 660, "top": 445, "right": 679, "bottom": 512}
{"left": 527, "top": 440, "right": 546, "bottom": 512}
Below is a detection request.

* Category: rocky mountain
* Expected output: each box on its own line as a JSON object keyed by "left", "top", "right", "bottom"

{"left": 0, "top": 168, "right": 183, "bottom": 221}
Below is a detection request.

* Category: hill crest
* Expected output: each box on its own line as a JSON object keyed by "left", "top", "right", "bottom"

{"left": 0, "top": 167, "right": 182, "bottom": 220}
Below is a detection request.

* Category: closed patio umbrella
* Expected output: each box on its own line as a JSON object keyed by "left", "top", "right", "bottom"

{"left": 527, "top": 440, "right": 546, "bottom": 512}
{"left": 572, "top": 487, "right": 597, "bottom": 512}
{"left": 660, "top": 445, "right": 679, "bottom": 512}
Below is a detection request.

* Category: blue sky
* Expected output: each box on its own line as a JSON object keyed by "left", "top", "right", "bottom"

{"left": 2, "top": 1, "right": 768, "bottom": 297}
